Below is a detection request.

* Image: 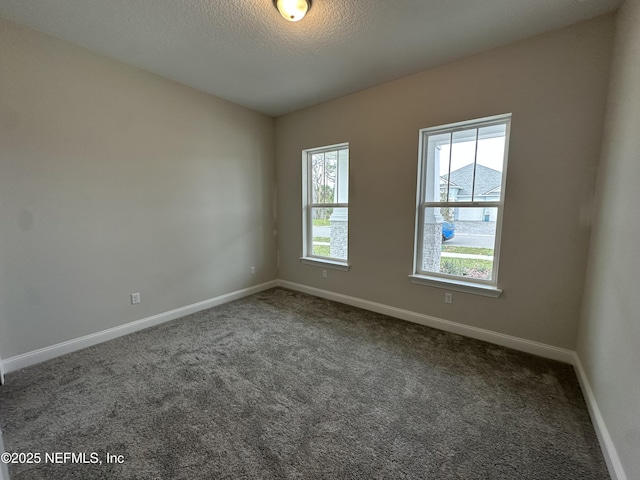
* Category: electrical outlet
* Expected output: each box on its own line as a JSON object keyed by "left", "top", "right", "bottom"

{"left": 131, "top": 292, "right": 141, "bottom": 305}
{"left": 444, "top": 292, "right": 453, "bottom": 304}
{"left": 250, "top": 266, "right": 256, "bottom": 275}
{"left": 322, "top": 270, "right": 327, "bottom": 279}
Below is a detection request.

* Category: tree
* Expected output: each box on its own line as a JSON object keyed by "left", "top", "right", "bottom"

{"left": 439, "top": 189, "right": 454, "bottom": 222}
{"left": 311, "top": 153, "right": 336, "bottom": 220}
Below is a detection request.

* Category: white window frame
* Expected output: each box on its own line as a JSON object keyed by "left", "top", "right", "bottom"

{"left": 410, "top": 114, "right": 511, "bottom": 298}
{"left": 300, "top": 143, "right": 350, "bottom": 271}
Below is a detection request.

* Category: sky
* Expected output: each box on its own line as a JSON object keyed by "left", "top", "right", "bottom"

{"left": 438, "top": 136, "right": 507, "bottom": 177}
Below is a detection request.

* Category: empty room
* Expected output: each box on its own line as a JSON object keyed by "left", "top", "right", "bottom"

{"left": 0, "top": 0, "right": 638, "bottom": 479}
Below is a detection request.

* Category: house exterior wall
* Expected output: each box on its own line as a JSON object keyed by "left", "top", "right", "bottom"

{"left": 329, "top": 212, "right": 348, "bottom": 260}
{"left": 456, "top": 207, "right": 497, "bottom": 222}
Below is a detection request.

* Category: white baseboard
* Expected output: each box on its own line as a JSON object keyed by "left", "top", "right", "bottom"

{"left": 277, "top": 280, "right": 575, "bottom": 364}
{"left": 573, "top": 354, "right": 628, "bottom": 480}
{"left": 1, "top": 280, "right": 278, "bottom": 375}
{"left": 0, "top": 278, "right": 625, "bottom": 479}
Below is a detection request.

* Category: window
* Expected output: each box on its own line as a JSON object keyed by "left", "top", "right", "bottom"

{"left": 411, "top": 114, "right": 511, "bottom": 297}
{"left": 301, "top": 143, "right": 350, "bottom": 270}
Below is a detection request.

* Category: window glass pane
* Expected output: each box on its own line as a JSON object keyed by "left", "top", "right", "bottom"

{"left": 311, "top": 207, "right": 348, "bottom": 260}
{"left": 335, "top": 149, "right": 349, "bottom": 203}
{"left": 425, "top": 132, "right": 451, "bottom": 203}
{"left": 440, "top": 128, "right": 478, "bottom": 202}
{"left": 421, "top": 207, "right": 497, "bottom": 281}
{"left": 311, "top": 153, "right": 324, "bottom": 204}
{"left": 310, "top": 150, "right": 344, "bottom": 205}
{"left": 324, "top": 151, "right": 338, "bottom": 203}
{"left": 473, "top": 125, "right": 506, "bottom": 202}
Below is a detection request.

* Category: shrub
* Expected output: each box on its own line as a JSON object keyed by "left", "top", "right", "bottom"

{"left": 440, "top": 258, "right": 492, "bottom": 280}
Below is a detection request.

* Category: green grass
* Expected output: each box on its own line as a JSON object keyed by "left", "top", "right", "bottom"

{"left": 313, "top": 219, "right": 330, "bottom": 226}
{"left": 313, "top": 245, "right": 330, "bottom": 256}
{"left": 313, "top": 236, "right": 330, "bottom": 257}
{"left": 442, "top": 246, "right": 494, "bottom": 256}
{"left": 440, "top": 257, "right": 493, "bottom": 280}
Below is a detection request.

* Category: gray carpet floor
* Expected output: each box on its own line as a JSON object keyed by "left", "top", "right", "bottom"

{"left": 0, "top": 288, "right": 608, "bottom": 479}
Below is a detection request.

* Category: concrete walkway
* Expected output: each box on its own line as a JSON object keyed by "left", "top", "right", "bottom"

{"left": 313, "top": 226, "right": 331, "bottom": 237}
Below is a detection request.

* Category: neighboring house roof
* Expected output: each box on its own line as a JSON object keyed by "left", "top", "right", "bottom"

{"left": 441, "top": 164, "right": 502, "bottom": 197}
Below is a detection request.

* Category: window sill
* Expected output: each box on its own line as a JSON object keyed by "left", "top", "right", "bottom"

{"left": 409, "top": 274, "right": 502, "bottom": 298}
{"left": 300, "top": 257, "right": 350, "bottom": 271}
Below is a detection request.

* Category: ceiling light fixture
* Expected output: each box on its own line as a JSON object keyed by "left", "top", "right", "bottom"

{"left": 273, "top": 0, "right": 312, "bottom": 22}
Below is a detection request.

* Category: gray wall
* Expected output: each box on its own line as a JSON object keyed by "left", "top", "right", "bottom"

{"left": 0, "top": 18, "right": 277, "bottom": 359}
{"left": 577, "top": 0, "right": 640, "bottom": 478}
{"left": 275, "top": 16, "right": 614, "bottom": 350}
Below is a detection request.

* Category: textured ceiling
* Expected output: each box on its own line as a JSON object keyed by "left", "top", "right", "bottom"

{"left": 0, "top": 0, "right": 621, "bottom": 116}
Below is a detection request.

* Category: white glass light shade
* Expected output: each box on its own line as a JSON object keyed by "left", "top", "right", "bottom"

{"left": 275, "top": 0, "right": 311, "bottom": 22}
